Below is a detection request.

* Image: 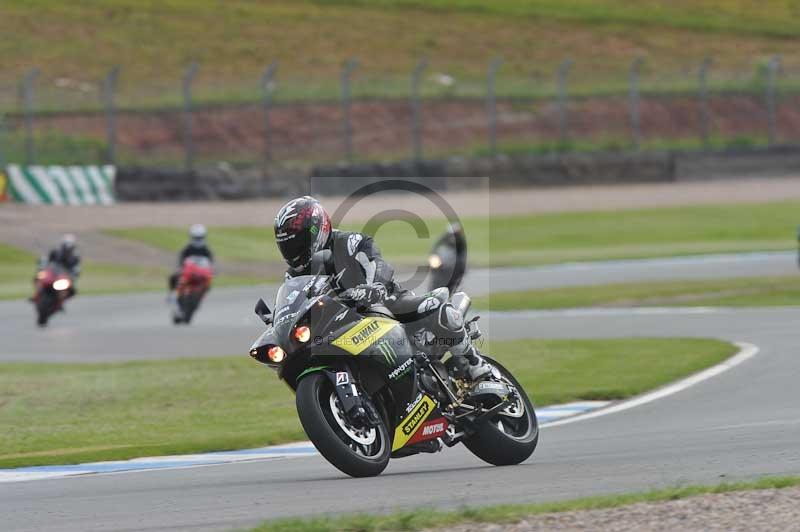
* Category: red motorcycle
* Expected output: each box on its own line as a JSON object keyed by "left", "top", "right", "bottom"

{"left": 32, "top": 264, "right": 74, "bottom": 327}
{"left": 173, "top": 256, "right": 213, "bottom": 324}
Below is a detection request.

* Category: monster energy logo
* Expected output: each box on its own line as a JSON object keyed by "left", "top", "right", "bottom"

{"left": 377, "top": 340, "right": 396, "bottom": 365}
{"left": 309, "top": 226, "right": 319, "bottom": 235}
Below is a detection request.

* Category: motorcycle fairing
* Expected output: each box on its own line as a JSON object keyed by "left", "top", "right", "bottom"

{"left": 251, "top": 273, "right": 450, "bottom": 452}
{"left": 330, "top": 317, "right": 398, "bottom": 355}
{"left": 391, "top": 393, "right": 447, "bottom": 451}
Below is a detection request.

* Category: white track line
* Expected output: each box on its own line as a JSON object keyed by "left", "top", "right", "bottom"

{"left": 542, "top": 341, "right": 759, "bottom": 428}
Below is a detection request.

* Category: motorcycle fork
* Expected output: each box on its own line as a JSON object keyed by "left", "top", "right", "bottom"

{"left": 321, "top": 367, "right": 381, "bottom": 428}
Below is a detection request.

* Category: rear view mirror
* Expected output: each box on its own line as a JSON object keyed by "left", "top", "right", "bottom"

{"left": 254, "top": 298, "right": 272, "bottom": 324}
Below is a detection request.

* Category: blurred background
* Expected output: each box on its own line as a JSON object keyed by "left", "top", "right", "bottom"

{"left": 3, "top": 0, "right": 800, "bottom": 180}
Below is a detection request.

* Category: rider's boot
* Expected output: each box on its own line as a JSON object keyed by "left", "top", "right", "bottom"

{"left": 452, "top": 337, "right": 492, "bottom": 382}
{"left": 440, "top": 306, "right": 492, "bottom": 382}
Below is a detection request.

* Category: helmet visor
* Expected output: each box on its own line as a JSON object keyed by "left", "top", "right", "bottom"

{"left": 276, "top": 230, "right": 314, "bottom": 270}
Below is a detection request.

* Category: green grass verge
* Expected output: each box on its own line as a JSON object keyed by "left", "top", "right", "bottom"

{"left": 0, "top": 242, "right": 262, "bottom": 301}
{"left": 476, "top": 275, "right": 800, "bottom": 310}
{"left": 106, "top": 200, "right": 799, "bottom": 268}
{"left": 2, "top": 0, "right": 799, "bottom": 111}
{"left": 252, "top": 475, "right": 800, "bottom": 532}
{"left": 324, "top": 0, "right": 800, "bottom": 38}
{"left": 0, "top": 337, "right": 735, "bottom": 469}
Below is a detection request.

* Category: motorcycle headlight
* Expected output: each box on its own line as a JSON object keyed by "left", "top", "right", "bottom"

{"left": 268, "top": 346, "right": 286, "bottom": 363}
{"left": 53, "top": 279, "right": 71, "bottom": 291}
{"left": 428, "top": 254, "right": 442, "bottom": 269}
{"left": 294, "top": 326, "right": 311, "bottom": 343}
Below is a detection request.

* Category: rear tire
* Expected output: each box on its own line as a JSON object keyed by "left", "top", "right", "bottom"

{"left": 296, "top": 373, "right": 390, "bottom": 478}
{"left": 463, "top": 357, "right": 539, "bottom": 466}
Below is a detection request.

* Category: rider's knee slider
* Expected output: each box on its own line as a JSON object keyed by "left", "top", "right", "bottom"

{"left": 438, "top": 303, "right": 465, "bottom": 332}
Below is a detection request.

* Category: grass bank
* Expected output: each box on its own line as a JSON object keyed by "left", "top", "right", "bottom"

{"left": 251, "top": 475, "right": 800, "bottom": 532}
{"left": 476, "top": 275, "right": 800, "bottom": 310}
{"left": 3, "top": 1, "right": 800, "bottom": 110}
{"left": 106, "top": 200, "right": 800, "bottom": 268}
{"left": 0, "top": 337, "right": 735, "bottom": 469}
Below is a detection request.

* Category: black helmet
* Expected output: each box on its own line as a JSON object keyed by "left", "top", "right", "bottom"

{"left": 274, "top": 196, "right": 331, "bottom": 272}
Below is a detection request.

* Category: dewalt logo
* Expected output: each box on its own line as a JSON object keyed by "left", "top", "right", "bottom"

{"left": 402, "top": 400, "right": 430, "bottom": 435}
{"left": 332, "top": 317, "right": 397, "bottom": 355}
{"left": 351, "top": 320, "right": 380, "bottom": 345}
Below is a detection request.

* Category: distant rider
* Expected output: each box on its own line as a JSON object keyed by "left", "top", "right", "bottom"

{"left": 168, "top": 224, "right": 214, "bottom": 305}
{"left": 429, "top": 221, "right": 467, "bottom": 294}
{"left": 273, "top": 196, "right": 491, "bottom": 382}
{"left": 37, "top": 234, "right": 81, "bottom": 298}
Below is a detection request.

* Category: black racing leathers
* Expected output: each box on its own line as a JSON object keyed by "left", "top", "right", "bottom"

{"left": 178, "top": 244, "right": 214, "bottom": 265}
{"left": 287, "top": 230, "right": 396, "bottom": 296}
{"left": 286, "top": 230, "right": 475, "bottom": 360}
{"left": 46, "top": 249, "right": 81, "bottom": 278}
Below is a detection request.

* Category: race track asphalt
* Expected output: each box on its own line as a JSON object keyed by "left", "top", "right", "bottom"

{"left": 1, "top": 252, "right": 799, "bottom": 532}
{"left": 1, "top": 251, "right": 794, "bottom": 362}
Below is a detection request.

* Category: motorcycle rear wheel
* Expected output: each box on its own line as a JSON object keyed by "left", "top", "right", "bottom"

{"left": 463, "top": 356, "right": 539, "bottom": 466}
{"left": 296, "top": 373, "right": 390, "bottom": 478}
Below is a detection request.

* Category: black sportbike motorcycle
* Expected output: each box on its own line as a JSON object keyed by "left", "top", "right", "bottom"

{"left": 248, "top": 264, "right": 538, "bottom": 477}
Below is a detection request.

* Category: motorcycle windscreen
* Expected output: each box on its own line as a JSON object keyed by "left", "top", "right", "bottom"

{"left": 271, "top": 275, "right": 326, "bottom": 335}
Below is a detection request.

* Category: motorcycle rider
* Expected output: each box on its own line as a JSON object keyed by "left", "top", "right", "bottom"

{"left": 37, "top": 234, "right": 81, "bottom": 298}
{"left": 168, "top": 224, "right": 214, "bottom": 308}
{"left": 428, "top": 221, "right": 467, "bottom": 294}
{"left": 273, "top": 196, "right": 491, "bottom": 381}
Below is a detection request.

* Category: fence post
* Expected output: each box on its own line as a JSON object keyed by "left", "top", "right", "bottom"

{"left": 19, "top": 68, "right": 39, "bottom": 165}
{"left": 182, "top": 62, "right": 199, "bottom": 173}
{"left": 340, "top": 59, "right": 358, "bottom": 163}
{"left": 766, "top": 55, "right": 781, "bottom": 147}
{"left": 103, "top": 66, "right": 120, "bottom": 165}
{"left": 261, "top": 62, "right": 278, "bottom": 165}
{"left": 698, "top": 57, "right": 713, "bottom": 150}
{"left": 410, "top": 58, "right": 428, "bottom": 164}
{"left": 487, "top": 58, "right": 503, "bottom": 158}
{"left": 628, "top": 57, "right": 645, "bottom": 151}
{"left": 556, "top": 58, "right": 573, "bottom": 146}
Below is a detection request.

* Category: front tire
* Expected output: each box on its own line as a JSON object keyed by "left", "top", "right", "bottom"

{"left": 296, "top": 373, "right": 390, "bottom": 478}
{"left": 463, "top": 357, "right": 539, "bottom": 466}
{"left": 36, "top": 294, "right": 53, "bottom": 327}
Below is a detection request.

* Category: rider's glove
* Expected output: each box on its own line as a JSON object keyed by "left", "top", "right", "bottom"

{"left": 341, "top": 283, "right": 387, "bottom": 307}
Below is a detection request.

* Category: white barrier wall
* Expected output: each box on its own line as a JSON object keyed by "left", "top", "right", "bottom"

{"left": 4, "top": 165, "right": 116, "bottom": 205}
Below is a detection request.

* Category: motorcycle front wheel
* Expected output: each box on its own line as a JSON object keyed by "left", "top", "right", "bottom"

{"left": 36, "top": 293, "right": 53, "bottom": 327}
{"left": 296, "top": 373, "right": 390, "bottom": 478}
{"left": 463, "top": 356, "right": 539, "bottom": 466}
